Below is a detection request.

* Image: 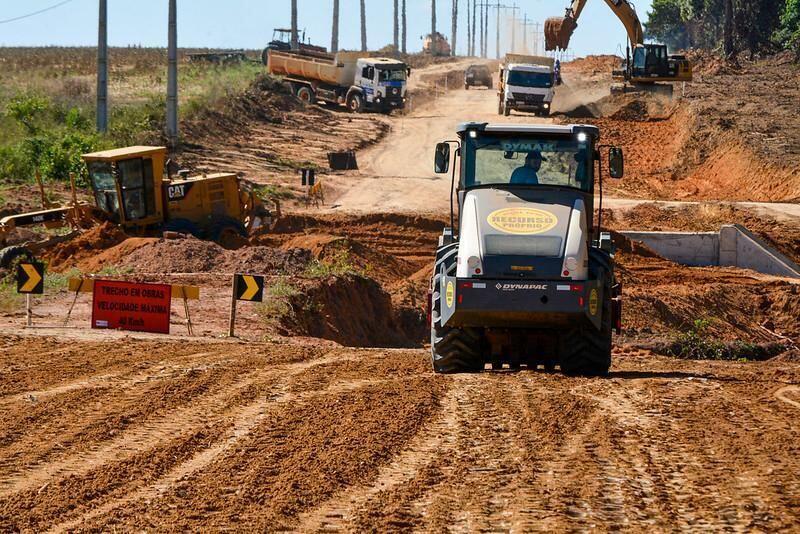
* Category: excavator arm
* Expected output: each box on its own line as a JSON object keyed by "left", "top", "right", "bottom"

{"left": 545, "top": 0, "right": 643, "bottom": 51}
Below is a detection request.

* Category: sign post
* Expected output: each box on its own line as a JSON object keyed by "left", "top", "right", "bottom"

{"left": 17, "top": 261, "right": 44, "bottom": 328}
{"left": 229, "top": 274, "right": 265, "bottom": 337}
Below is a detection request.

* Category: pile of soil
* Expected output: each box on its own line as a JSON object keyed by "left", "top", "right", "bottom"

{"left": 281, "top": 275, "right": 418, "bottom": 348}
{"left": 45, "top": 223, "right": 128, "bottom": 271}
{"left": 279, "top": 234, "right": 414, "bottom": 285}
{"left": 563, "top": 55, "right": 621, "bottom": 76}
{"left": 685, "top": 49, "right": 742, "bottom": 76}
{"left": 117, "top": 237, "right": 311, "bottom": 275}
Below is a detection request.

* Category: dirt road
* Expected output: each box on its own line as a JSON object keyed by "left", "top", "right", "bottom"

{"left": 0, "top": 335, "right": 797, "bottom": 531}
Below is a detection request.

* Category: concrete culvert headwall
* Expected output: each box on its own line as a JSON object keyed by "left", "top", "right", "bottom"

{"left": 621, "top": 224, "right": 800, "bottom": 278}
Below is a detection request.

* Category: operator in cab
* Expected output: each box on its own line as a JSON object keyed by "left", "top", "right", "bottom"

{"left": 510, "top": 150, "right": 546, "bottom": 185}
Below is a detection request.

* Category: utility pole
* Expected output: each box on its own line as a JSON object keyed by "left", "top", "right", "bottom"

{"left": 394, "top": 0, "right": 399, "bottom": 52}
{"left": 166, "top": 0, "right": 178, "bottom": 147}
{"left": 523, "top": 20, "right": 539, "bottom": 55}
{"left": 466, "top": 0, "right": 472, "bottom": 56}
{"left": 96, "top": 0, "right": 107, "bottom": 133}
{"left": 402, "top": 0, "right": 407, "bottom": 54}
{"left": 495, "top": 3, "right": 519, "bottom": 56}
{"left": 451, "top": 0, "right": 458, "bottom": 56}
{"left": 478, "top": 0, "right": 484, "bottom": 58}
{"left": 510, "top": 2, "right": 517, "bottom": 53}
{"left": 332, "top": 0, "right": 340, "bottom": 53}
{"left": 360, "top": 0, "right": 367, "bottom": 52}
{"left": 290, "top": 0, "right": 298, "bottom": 49}
{"left": 471, "top": 0, "right": 476, "bottom": 57}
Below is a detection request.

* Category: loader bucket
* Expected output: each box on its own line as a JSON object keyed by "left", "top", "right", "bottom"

{"left": 544, "top": 16, "right": 578, "bottom": 51}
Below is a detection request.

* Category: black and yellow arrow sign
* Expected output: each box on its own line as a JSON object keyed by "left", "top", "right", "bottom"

{"left": 234, "top": 274, "right": 264, "bottom": 302}
{"left": 17, "top": 262, "right": 44, "bottom": 295}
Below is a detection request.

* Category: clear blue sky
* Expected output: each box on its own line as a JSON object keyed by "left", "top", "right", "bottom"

{"left": 0, "top": 0, "right": 653, "bottom": 57}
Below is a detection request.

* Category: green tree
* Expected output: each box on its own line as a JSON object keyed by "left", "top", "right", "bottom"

{"left": 775, "top": 0, "right": 800, "bottom": 56}
{"left": 645, "top": 0, "right": 690, "bottom": 49}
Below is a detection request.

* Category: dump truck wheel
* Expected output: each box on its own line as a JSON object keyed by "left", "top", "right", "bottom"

{"left": 296, "top": 86, "right": 315, "bottom": 104}
{"left": 0, "top": 246, "right": 34, "bottom": 270}
{"left": 346, "top": 93, "right": 364, "bottom": 113}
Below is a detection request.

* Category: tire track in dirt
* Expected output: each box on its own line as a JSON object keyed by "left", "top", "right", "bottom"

{"left": 46, "top": 350, "right": 363, "bottom": 533}
{"left": 294, "top": 380, "right": 461, "bottom": 531}
{"left": 0, "top": 350, "right": 357, "bottom": 499}
{"left": 0, "top": 352, "right": 219, "bottom": 406}
{"left": 775, "top": 385, "right": 800, "bottom": 409}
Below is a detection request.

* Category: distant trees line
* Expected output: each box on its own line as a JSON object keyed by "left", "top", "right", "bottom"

{"left": 646, "top": 0, "right": 800, "bottom": 58}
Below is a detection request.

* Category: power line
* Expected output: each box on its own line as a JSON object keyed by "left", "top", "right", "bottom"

{"left": 0, "top": 0, "right": 76, "bottom": 25}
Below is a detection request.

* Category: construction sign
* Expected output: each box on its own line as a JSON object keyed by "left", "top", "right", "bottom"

{"left": 92, "top": 280, "right": 172, "bottom": 334}
{"left": 235, "top": 274, "right": 264, "bottom": 302}
{"left": 17, "top": 262, "right": 44, "bottom": 294}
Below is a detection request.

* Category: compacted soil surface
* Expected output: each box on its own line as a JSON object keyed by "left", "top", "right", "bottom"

{"left": 0, "top": 335, "right": 798, "bottom": 532}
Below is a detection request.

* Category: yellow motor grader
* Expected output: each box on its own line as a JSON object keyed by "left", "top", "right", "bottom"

{"left": 0, "top": 146, "right": 278, "bottom": 268}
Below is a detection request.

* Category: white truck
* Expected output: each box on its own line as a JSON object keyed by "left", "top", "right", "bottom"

{"left": 267, "top": 50, "right": 409, "bottom": 114}
{"left": 498, "top": 54, "right": 556, "bottom": 117}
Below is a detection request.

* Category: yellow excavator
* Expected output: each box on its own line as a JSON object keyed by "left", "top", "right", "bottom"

{"left": 545, "top": 0, "right": 692, "bottom": 95}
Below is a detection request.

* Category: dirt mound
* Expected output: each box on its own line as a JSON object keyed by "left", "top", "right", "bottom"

{"left": 282, "top": 275, "right": 418, "bottom": 347}
{"left": 563, "top": 55, "right": 621, "bottom": 76}
{"left": 685, "top": 49, "right": 742, "bottom": 76}
{"left": 45, "top": 223, "right": 128, "bottom": 271}
{"left": 117, "top": 237, "right": 310, "bottom": 275}
{"left": 280, "top": 234, "right": 413, "bottom": 284}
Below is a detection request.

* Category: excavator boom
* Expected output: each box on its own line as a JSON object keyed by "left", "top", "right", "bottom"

{"left": 545, "top": 0, "right": 643, "bottom": 51}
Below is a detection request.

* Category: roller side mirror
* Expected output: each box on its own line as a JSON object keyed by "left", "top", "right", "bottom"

{"left": 434, "top": 143, "right": 450, "bottom": 174}
{"left": 609, "top": 147, "right": 624, "bottom": 179}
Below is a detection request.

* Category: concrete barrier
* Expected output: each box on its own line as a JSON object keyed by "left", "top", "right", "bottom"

{"left": 621, "top": 225, "right": 800, "bottom": 279}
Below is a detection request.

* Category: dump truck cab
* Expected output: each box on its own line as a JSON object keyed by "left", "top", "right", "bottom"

{"left": 430, "top": 123, "right": 624, "bottom": 375}
{"left": 498, "top": 55, "right": 556, "bottom": 117}
{"left": 354, "top": 57, "right": 408, "bottom": 112}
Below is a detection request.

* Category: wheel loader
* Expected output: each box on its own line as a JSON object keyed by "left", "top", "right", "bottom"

{"left": 0, "top": 146, "right": 277, "bottom": 268}
{"left": 430, "top": 123, "right": 623, "bottom": 376}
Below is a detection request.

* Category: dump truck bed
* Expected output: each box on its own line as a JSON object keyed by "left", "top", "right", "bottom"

{"left": 267, "top": 49, "right": 363, "bottom": 87}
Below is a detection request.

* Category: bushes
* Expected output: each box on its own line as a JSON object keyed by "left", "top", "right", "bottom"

{"left": 0, "top": 93, "right": 164, "bottom": 186}
{"left": 659, "top": 318, "right": 788, "bottom": 361}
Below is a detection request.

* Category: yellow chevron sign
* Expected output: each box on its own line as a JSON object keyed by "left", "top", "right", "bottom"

{"left": 235, "top": 274, "right": 264, "bottom": 302}
{"left": 17, "top": 262, "right": 44, "bottom": 294}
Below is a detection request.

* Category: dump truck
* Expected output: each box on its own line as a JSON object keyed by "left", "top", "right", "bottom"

{"left": 465, "top": 64, "right": 493, "bottom": 90}
{"left": 498, "top": 54, "right": 557, "bottom": 117}
{"left": 267, "top": 49, "right": 409, "bottom": 114}
{"left": 429, "top": 122, "right": 624, "bottom": 375}
{"left": 0, "top": 146, "right": 276, "bottom": 268}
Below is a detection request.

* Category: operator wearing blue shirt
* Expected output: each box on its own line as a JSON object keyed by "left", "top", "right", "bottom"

{"left": 510, "top": 150, "right": 546, "bottom": 185}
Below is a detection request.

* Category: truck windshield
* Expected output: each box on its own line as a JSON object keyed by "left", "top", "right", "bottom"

{"left": 379, "top": 69, "right": 407, "bottom": 82}
{"left": 463, "top": 134, "right": 593, "bottom": 193}
{"left": 506, "top": 70, "right": 553, "bottom": 88}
